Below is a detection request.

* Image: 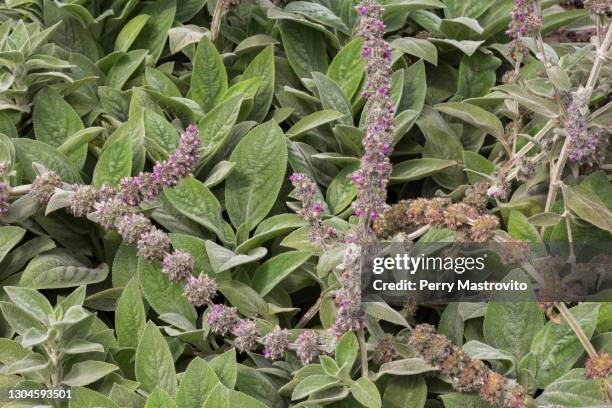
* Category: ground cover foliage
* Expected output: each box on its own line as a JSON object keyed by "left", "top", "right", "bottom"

{"left": 0, "top": 0, "right": 611, "bottom": 407}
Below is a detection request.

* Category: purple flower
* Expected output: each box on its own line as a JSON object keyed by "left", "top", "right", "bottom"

{"left": 507, "top": 0, "right": 541, "bottom": 40}
{"left": 119, "top": 177, "right": 142, "bottom": 207}
{"left": 69, "top": 185, "right": 98, "bottom": 217}
{"left": 161, "top": 250, "right": 194, "bottom": 283}
{"left": 93, "top": 197, "right": 130, "bottom": 230}
{"left": 352, "top": 0, "right": 395, "bottom": 223}
{"left": 207, "top": 304, "right": 239, "bottom": 335}
{"left": 137, "top": 227, "right": 171, "bottom": 262}
{"left": 290, "top": 173, "right": 337, "bottom": 246}
{"left": 262, "top": 325, "right": 289, "bottom": 360}
{"left": 0, "top": 182, "right": 8, "bottom": 215}
{"left": 233, "top": 319, "right": 260, "bottom": 353}
{"left": 134, "top": 172, "right": 160, "bottom": 202}
{"left": 152, "top": 125, "right": 201, "bottom": 187}
{"left": 565, "top": 92, "right": 608, "bottom": 166}
{"left": 295, "top": 330, "right": 321, "bottom": 365}
{"left": 116, "top": 213, "right": 152, "bottom": 245}
{"left": 31, "top": 171, "right": 62, "bottom": 204}
{"left": 184, "top": 273, "right": 218, "bottom": 307}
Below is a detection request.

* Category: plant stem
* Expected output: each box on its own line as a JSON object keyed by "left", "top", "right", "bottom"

{"left": 296, "top": 295, "right": 324, "bottom": 329}
{"left": 357, "top": 329, "right": 369, "bottom": 378}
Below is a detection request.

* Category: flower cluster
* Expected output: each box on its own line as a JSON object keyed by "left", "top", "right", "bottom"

{"left": 207, "top": 304, "right": 239, "bottom": 335}
{"left": 184, "top": 273, "right": 217, "bottom": 307}
{"left": 373, "top": 333, "right": 398, "bottom": 364}
{"left": 69, "top": 185, "right": 99, "bottom": 217}
{"left": 506, "top": 0, "right": 542, "bottom": 61}
{"left": 30, "top": 170, "right": 62, "bottom": 204}
{"left": 334, "top": 243, "right": 365, "bottom": 337}
{"left": 410, "top": 324, "right": 527, "bottom": 408}
{"left": 373, "top": 195, "right": 499, "bottom": 242}
{"left": 584, "top": 352, "right": 612, "bottom": 380}
{"left": 352, "top": 0, "right": 394, "bottom": 222}
{"left": 233, "top": 319, "right": 260, "bottom": 353}
{"left": 289, "top": 173, "right": 337, "bottom": 246}
{"left": 295, "top": 330, "right": 323, "bottom": 365}
{"left": 507, "top": 0, "right": 542, "bottom": 39}
{"left": 118, "top": 125, "right": 201, "bottom": 207}
{"left": 161, "top": 250, "right": 194, "bottom": 283}
{"left": 262, "top": 326, "right": 290, "bottom": 360}
{"left": 563, "top": 91, "right": 604, "bottom": 165}
{"left": 584, "top": 0, "right": 612, "bottom": 15}
{"left": 0, "top": 182, "right": 9, "bottom": 215}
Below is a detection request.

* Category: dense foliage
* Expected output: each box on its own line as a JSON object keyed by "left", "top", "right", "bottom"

{"left": 0, "top": 0, "right": 611, "bottom": 407}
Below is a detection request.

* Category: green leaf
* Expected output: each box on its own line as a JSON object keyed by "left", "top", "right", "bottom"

{"left": 311, "top": 72, "right": 353, "bottom": 125}
{"left": 531, "top": 303, "right": 600, "bottom": 387}
{"left": 398, "top": 60, "right": 427, "bottom": 113}
{"left": 462, "top": 341, "right": 516, "bottom": 367}
{"left": 136, "top": 321, "right": 178, "bottom": 396}
{"left": 383, "top": 375, "right": 426, "bottom": 408}
{"left": 372, "top": 358, "right": 436, "bottom": 381}
{"left": 242, "top": 45, "right": 275, "bottom": 123}
{"left": 335, "top": 331, "right": 358, "bottom": 369}
{"left": 70, "top": 387, "right": 120, "bottom": 408}
{"left": 197, "top": 94, "right": 243, "bottom": 164}
{"left": 106, "top": 49, "right": 147, "bottom": 90}
{"left": 210, "top": 348, "right": 237, "bottom": 389}
{"left": 217, "top": 281, "right": 269, "bottom": 319}
{"left": 564, "top": 185, "right": 612, "bottom": 233}
{"left": 115, "top": 277, "right": 146, "bottom": 348}
{"left": 145, "top": 388, "right": 178, "bottom": 408}
{"left": 528, "top": 212, "right": 563, "bottom": 227}
{"left": 57, "top": 127, "right": 104, "bottom": 157}
{"left": 287, "top": 110, "right": 345, "bottom": 138}
{"left": 165, "top": 178, "right": 233, "bottom": 244}
{"left": 435, "top": 102, "right": 504, "bottom": 140}
{"left": 441, "top": 393, "right": 493, "bottom": 408}
{"left": 430, "top": 38, "right": 484, "bottom": 56}
{"left": 494, "top": 84, "right": 559, "bottom": 118}
{"left": 204, "top": 161, "right": 235, "bottom": 188}
{"left": 205, "top": 240, "right": 267, "bottom": 273}
{"left": 191, "top": 36, "right": 228, "bottom": 112}
{"left": 362, "top": 302, "right": 410, "bottom": 327}
{"left": 130, "top": 0, "right": 176, "bottom": 62}
{"left": 483, "top": 270, "right": 543, "bottom": 360}
{"left": 33, "top": 87, "right": 86, "bottom": 168}
{"left": 444, "top": 0, "right": 495, "bottom": 18}
{"left": 390, "top": 158, "right": 457, "bottom": 183}
{"left": 326, "top": 164, "right": 359, "bottom": 214}
{"left": 176, "top": 357, "right": 220, "bottom": 408}
{"left": 115, "top": 14, "right": 150, "bottom": 52}
{"left": 0, "top": 226, "right": 25, "bottom": 265}
{"left": 252, "top": 251, "right": 312, "bottom": 296}
{"left": 4, "top": 286, "right": 52, "bottom": 324}
{"left": 236, "top": 214, "right": 307, "bottom": 254}
{"left": 235, "top": 364, "right": 284, "bottom": 408}
{"left": 536, "top": 369, "right": 608, "bottom": 407}
{"left": 20, "top": 253, "right": 108, "bottom": 289}
{"left": 0, "top": 301, "right": 45, "bottom": 335}
{"left": 104, "top": 112, "right": 146, "bottom": 175}
{"left": 292, "top": 375, "right": 339, "bottom": 400}
{"left": 92, "top": 131, "right": 132, "bottom": 188}
{"left": 328, "top": 38, "right": 365, "bottom": 100}
{"left": 351, "top": 377, "right": 381, "bottom": 408}
{"left": 391, "top": 38, "right": 438, "bottom": 65}
{"left": 457, "top": 51, "right": 501, "bottom": 99}
{"left": 138, "top": 259, "right": 197, "bottom": 324}
{"left": 61, "top": 361, "right": 119, "bottom": 386}
{"left": 278, "top": 21, "right": 328, "bottom": 79}
{"left": 285, "top": 2, "right": 349, "bottom": 34}
{"left": 225, "top": 121, "right": 288, "bottom": 231}
{"left": 12, "top": 138, "right": 82, "bottom": 183}
{"left": 508, "top": 210, "right": 541, "bottom": 242}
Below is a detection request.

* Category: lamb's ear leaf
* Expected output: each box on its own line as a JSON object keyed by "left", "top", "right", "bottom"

{"left": 135, "top": 321, "right": 178, "bottom": 396}
{"left": 137, "top": 258, "right": 197, "bottom": 324}
{"left": 176, "top": 357, "right": 219, "bottom": 408}
{"left": 145, "top": 387, "right": 177, "bottom": 408}
{"left": 225, "top": 121, "right": 287, "bottom": 231}
{"left": 92, "top": 131, "right": 132, "bottom": 188}
{"left": 190, "top": 36, "right": 227, "bottom": 112}
{"left": 115, "top": 278, "right": 146, "bottom": 349}
{"left": 531, "top": 303, "right": 600, "bottom": 387}
{"left": 210, "top": 348, "right": 237, "bottom": 389}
